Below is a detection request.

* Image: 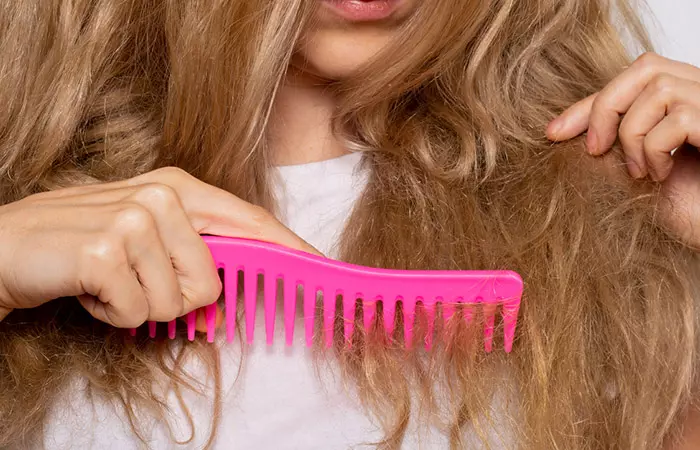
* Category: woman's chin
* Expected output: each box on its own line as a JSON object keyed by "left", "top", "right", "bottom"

{"left": 295, "top": 31, "right": 391, "bottom": 81}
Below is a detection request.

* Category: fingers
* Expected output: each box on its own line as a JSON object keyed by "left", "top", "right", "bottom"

{"left": 546, "top": 94, "right": 596, "bottom": 141}
{"left": 548, "top": 53, "right": 700, "bottom": 153}
{"left": 16, "top": 166, "right": 314, "bottom": 333}
{"left": 586, "top": 55, "right": 698, "bottom": 154}
{"left": 197, "top": 201, "right": 322, "bottom": 256}
{"left": 115, "top": 203, "right": 184, "bottom": 321}
{"left": 644, "top": 108, "right": 700, "bottom": 181}
{"left": 128, "top": 184, "right": 222, "bottom": 313}
{"left": 617, "top": 74, "right": 689, "bottom": 179}
{"left": 76, "top": 203, "right": 184, "bottom": 328}
{"left": 77, "top": 233, "right": 150, "bottom": 328}
{"left": 38, "top": 182, "right": 222, "bottom": 318}
{"left": 619, "top": 74, "right": 700, "bottom": 181}
{"left": 129, "top": 167, "right": 323, "bottom": 256}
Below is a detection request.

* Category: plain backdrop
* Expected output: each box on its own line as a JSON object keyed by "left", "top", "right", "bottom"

{"left": 644, "top": 0, "right": 700, "bottom": 67}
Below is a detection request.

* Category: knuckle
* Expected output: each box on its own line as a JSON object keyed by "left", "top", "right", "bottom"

{"left": 674, "top": 106, "right": 696, "bottom": 129}
{"left": 649, "top": 73, "right": 675, "bottom": 95}
{"left": 112, "top": 203, "right": 156, "bottom": 236}
{"left": 134, "top": 183, "right": 180, "bottom": 210}
{"left": 634, "top": 52, "right": 661, "bottom": 73}
{"left": 151, "top": 166, "right": 190, "bottom": 181}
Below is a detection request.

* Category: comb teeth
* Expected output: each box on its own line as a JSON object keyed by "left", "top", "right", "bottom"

{"left": 130, "top": 237, "right": 523, "bottom": 353}
{"left": 303, "top": 285, "right": 315, "bottom": 347}
{"left": 403, "top": 301, "right": 416, "bottom": 348}
{"left": 424, "top": 302, "right": 436, "bottom": 350}
{"left": 343, "top": 291, "right": 355, "bottom": 343}
{"left": 283, "top": 279, "right": 297, "bottom": 346}
{"left": 224, "top": 268, "right": 238, "bottom": 342}
{"left": 322, "top": 288, "right": 334, "bottom": 348}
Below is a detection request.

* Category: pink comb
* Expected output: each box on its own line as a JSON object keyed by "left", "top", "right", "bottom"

{"left": 130, "top": 236, "right": 523, "bottom": 352}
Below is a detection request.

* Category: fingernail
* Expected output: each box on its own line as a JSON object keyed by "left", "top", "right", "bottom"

{"left": 627, "top": 158, "right": 642, "bottom": 179}
{"left": 648, "top": 168, "right": 660, "bottom": 182}
{"left": 548, "top": 120, "right": 563, "bottom": 140}
{"left": 586, "top": 130, "right": 598, "bottom": 154}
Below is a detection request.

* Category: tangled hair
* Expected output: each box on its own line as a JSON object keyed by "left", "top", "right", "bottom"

{"left": 0, "top": 0, "right": 698, "bottom": 449}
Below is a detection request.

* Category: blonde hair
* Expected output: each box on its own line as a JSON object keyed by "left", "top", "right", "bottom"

{"left": 0, "top": 0, "right": 698, "bottom": 449}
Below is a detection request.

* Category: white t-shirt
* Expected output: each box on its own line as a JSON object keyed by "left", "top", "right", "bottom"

{"left": 48, "top": 152, "right": 499, "bottom": 449}
{"left": 45, "top": 153, "right": 453, "bottom": 450}
{"left": 44, "top": 4, "right": 697, "bottom": 448}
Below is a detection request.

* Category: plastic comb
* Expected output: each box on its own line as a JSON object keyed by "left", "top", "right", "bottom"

{"left": 130, "top": 236, "right": 523, "bottom": 352}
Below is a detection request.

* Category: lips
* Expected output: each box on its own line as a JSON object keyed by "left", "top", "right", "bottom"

{"left": 322, "top": 0, "right": 400, "bottom": 22}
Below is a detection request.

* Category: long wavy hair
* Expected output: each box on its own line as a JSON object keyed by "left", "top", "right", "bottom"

{"left": 0, "top": 0, "right": 698, "bottom": 448}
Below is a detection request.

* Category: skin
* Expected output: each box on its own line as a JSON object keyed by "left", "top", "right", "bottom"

{"left": 548, "top": 51, "right": 700, "bottom": 448}
{"left": 294, "top": 0, "right": 418, "bottom": 80}
{"left": 0, "top": 168, "right": 319, "bottom": 327}
{"left": 548, "top": 52, "right": 700, "bottom": 250}
{"left": 269, "top": 0, "right": 419, "bottom": 166}
{"left": 0, "top": 1, "right": 697, "bottom": 445}
{"left": 0, "top": 1, "right": 417, "bottom": 328}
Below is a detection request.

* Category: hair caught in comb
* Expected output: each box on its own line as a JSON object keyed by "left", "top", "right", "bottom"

{"left": 132, "top": 236, "right": 523, "bottom": 353}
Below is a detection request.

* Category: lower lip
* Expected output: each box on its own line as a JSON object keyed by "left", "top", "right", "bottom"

{"left": 322, "top": 0, "right": 400, "bottom": 22}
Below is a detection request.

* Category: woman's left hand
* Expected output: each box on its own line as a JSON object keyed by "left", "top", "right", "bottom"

{"left": 547, "top": 52, "right": 700, "bottom": 249}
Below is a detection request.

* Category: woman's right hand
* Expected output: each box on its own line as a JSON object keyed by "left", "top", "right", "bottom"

{"left": 0, "top": 167, "right": 319, "bottom": 327}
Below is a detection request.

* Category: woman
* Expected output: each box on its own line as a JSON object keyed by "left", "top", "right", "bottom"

{"left": 0, "top": 0, "right": 699, "bottom": 448}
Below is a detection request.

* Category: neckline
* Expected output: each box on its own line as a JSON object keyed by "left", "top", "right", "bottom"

{"left": 275, "top": 152, "right": 363, "bottom": 177}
